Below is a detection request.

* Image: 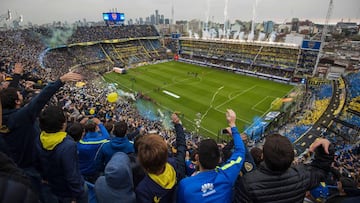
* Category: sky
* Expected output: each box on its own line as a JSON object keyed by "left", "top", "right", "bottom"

{"left": 1, "top": 0, "right": 359, "bottom": 25}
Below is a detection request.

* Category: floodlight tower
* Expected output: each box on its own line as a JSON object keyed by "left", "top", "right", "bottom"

{"left": 312, "top": 0, "right": 334, "bottom": 76}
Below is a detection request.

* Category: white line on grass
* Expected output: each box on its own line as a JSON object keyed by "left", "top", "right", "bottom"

{"left": 105, "top": 76, "right": 133, "bottom": 91}
{"left": 215, "top": 86, "right": 257, "bottom": 110}
{"left": 251, "top": 96, "right": 277, "bottom": 113}
{"left": 257, "top": 86, "right": 296, "bottom": 119}
{"left": 156, "top": 103, "right": 217, "bottom": 136}
{"left": 163, "top": 90, "right": 180, "bottom": 99}
{"left": 199, "top": 86, "right": 224, "bottom": 124}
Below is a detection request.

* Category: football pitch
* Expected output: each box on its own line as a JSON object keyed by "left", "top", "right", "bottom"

{"left": 104, "top": 61, "right": 294, "bottom": 138}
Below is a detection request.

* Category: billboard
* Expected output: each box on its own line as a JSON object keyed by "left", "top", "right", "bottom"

{"left": 301, "top": 40, "right": 321, "bottom": 51}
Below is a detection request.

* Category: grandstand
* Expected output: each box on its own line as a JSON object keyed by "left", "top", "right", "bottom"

{"left": 40, "top": 26, "right": 167, "bottom": 71}
{"left": 177, "top": 38, "right": 320, "bottom": 82}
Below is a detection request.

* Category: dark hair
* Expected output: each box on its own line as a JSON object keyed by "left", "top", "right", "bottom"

{"left": 39, "top": 106, "right": 66, "bottom": 133}
{"left": 67, "top": 122, "right": 83, "bottom": 142}
{"left": 340, "top": 176, "right": 357, "bottom": 194}
{"left": 84, "top": 120, "right": 97, "bottom": 132}
{"left": 250, "top": 147, "right": 263, "bottom": 166}
{"left": 137, "top": 134, "right": 168, "bottom": 174}
{"left": 113, "top": 121, "right": 127, "bottom": 137}
{"left": 190, "top": 149, "right": 198, "bottom": 161}
{"left": 0, "top": 87, "right": 19, "bottom": 109}
{"left": 198, "top": 139, "right": 220, "bottom": 170}
{"left": 104, "top": 120, "right": 114, "bottom": 133}
{"left": 263, "top": 134, "right": 294, "bottom": 172}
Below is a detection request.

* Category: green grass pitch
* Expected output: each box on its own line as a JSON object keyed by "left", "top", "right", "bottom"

{"left": 104, "top": 61, "right": 294, "bottom": 139}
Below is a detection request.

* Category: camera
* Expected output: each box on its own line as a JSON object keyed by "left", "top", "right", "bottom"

{"left": 222, "top": 128, "right": 229, "bottom": 134}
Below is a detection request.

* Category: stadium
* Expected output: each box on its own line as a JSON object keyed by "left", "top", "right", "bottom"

{"left": 0, "top": 2, "right": 359, "bottom": 203}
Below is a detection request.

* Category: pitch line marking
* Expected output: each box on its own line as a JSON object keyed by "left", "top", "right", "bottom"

{"left": 251, "top": 96, "right": 277, "bottom": 113}
{"left": 215, "top": 86, "right": 257, "bottom": 110}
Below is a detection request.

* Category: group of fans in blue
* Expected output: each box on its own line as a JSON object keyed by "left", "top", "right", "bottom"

{"left": 0, "top": 63, "right": 359, "bottom": 203}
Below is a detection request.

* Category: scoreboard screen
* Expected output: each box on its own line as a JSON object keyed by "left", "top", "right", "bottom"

{"left": 102, "top": 13, "right": 125, "bottom": 22}
{"left": 301, "top": 40, "right": 321, "bottom": 51}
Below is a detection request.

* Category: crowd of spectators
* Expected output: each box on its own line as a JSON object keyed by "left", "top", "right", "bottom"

{"left": 0, "top": 25, "right": 359, "bottom": 203}
{"left": 178, "top": 39, "right": 298, "bottom": 80}
{"left": 68, "top": 25, "right": 159, "bottom": 44}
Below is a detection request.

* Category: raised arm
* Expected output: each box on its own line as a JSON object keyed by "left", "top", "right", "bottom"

{"left": 307, "top": 138, "right": 335, "bottom": 189}
{"left": 172, "top": 113, "right": 186, "bottom": 181}
{"left": 219, "top": 109, "right": 245, "bottom": 184}
{"left": 92, "top": 117, "right": 110, "bottom": 139}
{"left": 18, "top": 72, "right": 83, "bottom": 121}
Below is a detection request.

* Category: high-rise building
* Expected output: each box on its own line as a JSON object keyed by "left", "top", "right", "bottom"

{"left": 160, "top": 15, "right": 164, "bottom": 24}
{"left": 291, "top": 18, "right": 299, "bottom": 33}
{"left": 150, "top": 14, "right": 155, "bottom": 24}
{"left": 263, "top": 21, "right": 274, "bottom": 34}
{"left": 155, "top": 10, "right": 159, "bottom": 25}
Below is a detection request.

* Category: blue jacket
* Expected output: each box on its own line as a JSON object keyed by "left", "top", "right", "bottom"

{"left": 37, "top": 135, "right": 85, "bottom": 199}
{"left": 177, "top": 127, "right": 245, "bottom": 203}
{"left": 1, "top": 80, "right": 64, "bottom": 168}
{"left": 95, "top": 136, "right": 135, "bottom": 172}
{"left": 135, "top": 123, "right": 186, "bottom": 203}
{"left": 95, "top": 152, "right": 136, "bottom": 203}
{"left": 78, "top": 124, "right": 110, "bottom": 176}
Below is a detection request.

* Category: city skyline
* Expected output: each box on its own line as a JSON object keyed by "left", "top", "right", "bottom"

{"left": 1, "top": 0, "right": 359, "bottom": 25}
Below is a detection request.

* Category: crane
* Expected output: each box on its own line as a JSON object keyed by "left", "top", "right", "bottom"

{"left": 312, "top": 0, "right": 334, "bottom": 76}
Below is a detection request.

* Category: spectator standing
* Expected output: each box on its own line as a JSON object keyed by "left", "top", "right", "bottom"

{"left": 234, "top": 135, "right": 335, "bottom": 203}
{"left": 78, "top": 117, "right": 110, "bottom": 183}
{"left": 0, "top": 71, "right": 83, "bottom": 194}
{"left": 135, "top": 113, "right": 186, "bottom": 203}
{"left": 95, "top": 152, "right": 136, "bottom": 203}
{"left": 95, "top": 120, "right": 135, "bottom": 172}
{"left": 37, "top": 105, "right": 87, "bottom": 203}
{"left": 326, "top": 176, "right": 360, "bottom": 203}
{"left": 177, "top": 109, "right": 245, "bottom": 203}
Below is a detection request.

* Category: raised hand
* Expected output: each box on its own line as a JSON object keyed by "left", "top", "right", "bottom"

{"left": 226, "top": 109, "right": 236, "bottom": 127}
{"left": 60, "top": 72, "right": 83, "bottom": 83}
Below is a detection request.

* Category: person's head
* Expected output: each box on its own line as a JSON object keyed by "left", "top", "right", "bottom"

{"left": 339, "top": 176, "right": 358, "bottom": 195}
{"left": 198, "top": 139, "right": 220, "bottom": 170}
{"left": 104, "top": 120, "right": 114, "bottom": 133}
{"left": 84, "top": 120, "right": 97, "bottom": 132}
{"left": 39, "top": 106, "right": 66, "bottom": 133}
{"left": 113, "top": 121, "right": 127, "bottom": 137}
{"left": 67, "top": 122, "right": 84, "bottom": 142}
{"left": 137, "top": 134, "right": 168, "bottom": 174}
{"left": 0, "top": 87, "right": 23, "bottom": 109}
{"left": 250, "top": 147, "right": 263, "bottom": 166}
{"left": 263, "top": 134, "right": 294, "bottom": 172}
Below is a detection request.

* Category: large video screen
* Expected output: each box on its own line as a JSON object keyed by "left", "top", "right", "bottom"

{"left": 103, "top": 13, "right": 125, "bottom": 22}
{"left": 301, "top": 40, "right": 321, "bottom": 51}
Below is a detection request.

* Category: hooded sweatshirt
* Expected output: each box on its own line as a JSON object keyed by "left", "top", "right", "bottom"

{"left": 95, "top": 152, "right": 136, "bottom": 203}
{"left": 135, "top": 161, "right": 177, "bottom": 203}
{"left": 37, "top": 132, "right": 85, "bottom": 199}
{"left": 78, "top": 123, "right": 110, "bottom": 176}
{"left": 95, "top": 136, "right": 135, "bottom": 172}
